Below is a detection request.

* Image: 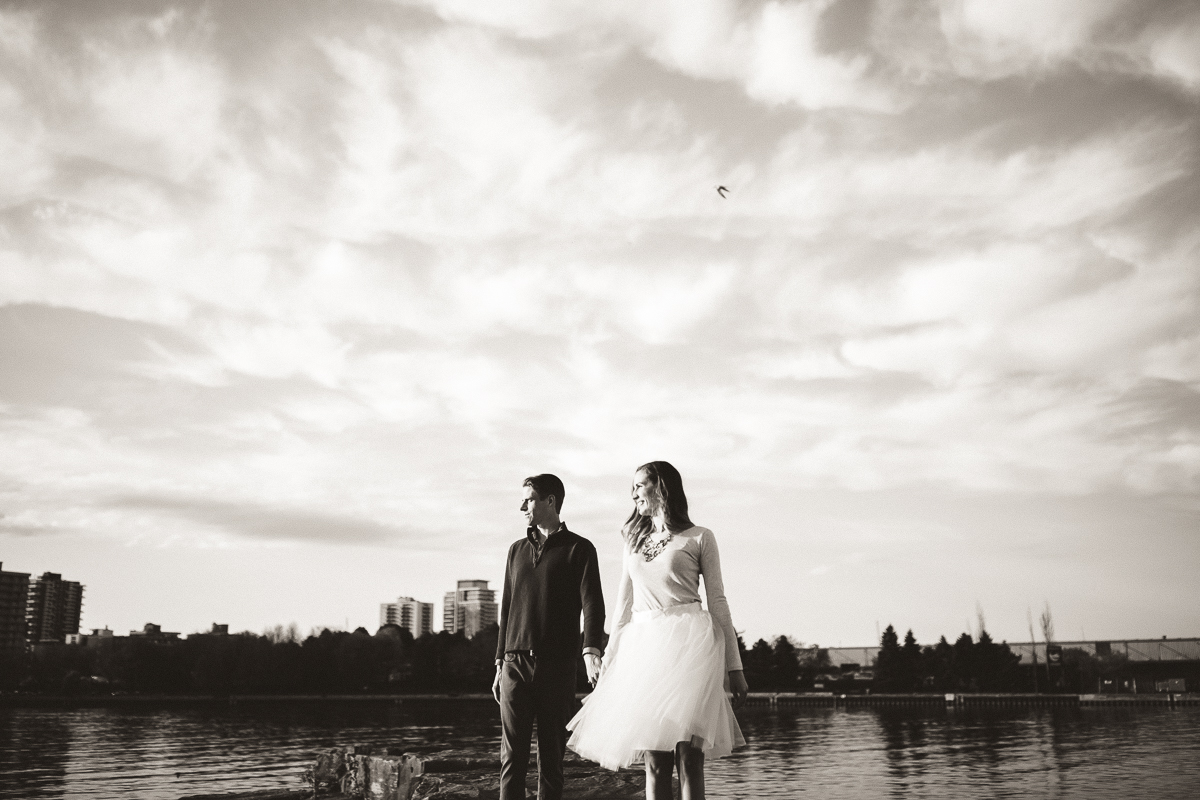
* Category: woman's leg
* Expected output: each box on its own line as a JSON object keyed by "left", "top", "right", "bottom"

{"left": 645, "top": 750, "right": 675, "bottom": 800}
{"left": 675, "top": 741, "right": 706, "bottom": 800}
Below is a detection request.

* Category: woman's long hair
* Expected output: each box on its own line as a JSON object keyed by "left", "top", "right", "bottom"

{"left": 622, "top": 460, "right": 694, "bottom": 554}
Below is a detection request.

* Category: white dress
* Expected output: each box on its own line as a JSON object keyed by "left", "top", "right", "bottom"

{"left": 566, "top": 526, "right": 745, "bottom": 769}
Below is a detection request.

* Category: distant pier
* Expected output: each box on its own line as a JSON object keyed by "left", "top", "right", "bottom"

{"left": 4, "top": 691, "right": 1197, "bottom": 708}
{"left": 742, "top": 692, "right": 1200, "bottom": 708}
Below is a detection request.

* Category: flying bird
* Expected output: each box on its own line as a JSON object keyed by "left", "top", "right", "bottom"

{"left": 716, "top": 185, "right": 729, "bottom": 198}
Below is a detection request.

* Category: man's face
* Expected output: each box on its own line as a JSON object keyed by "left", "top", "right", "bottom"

{"left": 521, "top": 484, "right": 556, "bottom": 528}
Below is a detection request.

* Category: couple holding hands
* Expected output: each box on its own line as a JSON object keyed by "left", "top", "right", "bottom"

{"left": 494, "top": 461, "right": 748, "bottom": 800}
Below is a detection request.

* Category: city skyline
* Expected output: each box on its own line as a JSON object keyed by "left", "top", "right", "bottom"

{"left": 2, "top": 1, "right": 1198, "bottom": 648}
{"left": 5, "top": 554, "right": 1196, "bottom": 649}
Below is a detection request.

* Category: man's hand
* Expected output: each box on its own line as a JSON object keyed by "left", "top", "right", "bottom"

{"left": 584, "top": 653, "right": 602, "bottom": 686}
{"left": 492, "top": 666, "right": 502, "bottom": 704}
{"left": 728, "top": 670, "right": 749, "bottom": 709}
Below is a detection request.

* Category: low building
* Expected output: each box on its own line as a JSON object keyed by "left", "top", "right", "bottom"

{"left": 824, "top": 637, "right": 1200, "bottom": 670}
{"left": 185, "top": 623, "right": 230, "bottom": 639}
{"left": 73, "top": 627, "right": 117, "bottom": 648}
{"left": 129, "top": 622, "right": 180, "bottom": 641}
{"left": 1007, "top": 638, "right": 1200, "bottom": 664}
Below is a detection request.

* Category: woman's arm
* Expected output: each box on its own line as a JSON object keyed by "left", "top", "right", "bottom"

{"left": 606, "top": 545, "right": 634, "bottom": 660}
{"left": 698, "top": 528, "right": 743, "bottom": 673}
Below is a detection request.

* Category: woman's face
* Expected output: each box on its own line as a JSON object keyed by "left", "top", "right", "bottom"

{"left": 632, "top": 470, "right": 657, "bottom": 517}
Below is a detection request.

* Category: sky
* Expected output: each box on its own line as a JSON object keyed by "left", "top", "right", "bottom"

{"left": 1, "top": 0, "right": 1198, "bottom": 649}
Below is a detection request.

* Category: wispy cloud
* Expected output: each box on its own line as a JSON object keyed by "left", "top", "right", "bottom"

{"left": 105, "top": 494, "right": 412, "bottom": 545}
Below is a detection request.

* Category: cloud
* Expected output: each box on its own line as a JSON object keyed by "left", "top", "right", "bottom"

{"left": 409, "top": 0, "right": 898, "bottom": 111}
{"left": 1, "top": 0, "right": 1198, "bottom": 642}
{"left": 938, "top": 0, "right": 1127, "bottom": 69}
{"left": 105, "top": 494, "right": 410, "bottom": 544}
{"left": 1145, "top": 14, "right": 1200, "bottom": 89}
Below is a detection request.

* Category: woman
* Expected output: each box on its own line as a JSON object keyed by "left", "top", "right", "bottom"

{"left": 567, "top": 461, "right": 748, "bottom": 800}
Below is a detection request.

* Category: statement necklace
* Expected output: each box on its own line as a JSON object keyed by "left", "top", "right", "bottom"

{"left": 641, "top": 531, "right": 674, "bottom": 562}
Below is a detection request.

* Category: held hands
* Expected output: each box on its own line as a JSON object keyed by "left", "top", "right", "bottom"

{"left": 728, "top": 669, "right": 749, "bottom": 709}
{"left": 584, "top": 653, "right": 603, "bottom": 686}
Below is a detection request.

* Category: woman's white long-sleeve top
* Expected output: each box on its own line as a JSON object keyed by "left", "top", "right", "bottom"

{"left": 610, "top": 526, "right": 743, "bottom": 672}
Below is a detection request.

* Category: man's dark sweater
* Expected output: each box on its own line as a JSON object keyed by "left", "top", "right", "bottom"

{"left": 496, "top": 525, "right": 605, "bottom": 662}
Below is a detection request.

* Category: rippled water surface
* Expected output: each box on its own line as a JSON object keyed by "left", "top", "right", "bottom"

{"left": 2, "top": 701, "right": 1198, "bottom": 799}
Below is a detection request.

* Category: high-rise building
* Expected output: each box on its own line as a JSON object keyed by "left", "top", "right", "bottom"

{"left": 0, "top": 563, "right": 30, "bottom": 651}
{"left": 379, "top": 596, "right": 434, "bottom": 638}
{"left": 26, "top": 572, "right": 83, "bottom": 646}
{"left": 443, "top": 579, "right": 497, "bottom": 639}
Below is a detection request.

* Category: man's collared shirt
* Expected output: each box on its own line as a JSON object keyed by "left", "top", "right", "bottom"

{"left": 495, "top": 522, "right": 605, "bottom": 664}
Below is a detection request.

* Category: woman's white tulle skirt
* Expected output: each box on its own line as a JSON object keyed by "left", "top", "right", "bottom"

{"left": 566, "top": 602, "right": 745, "bottom": 770}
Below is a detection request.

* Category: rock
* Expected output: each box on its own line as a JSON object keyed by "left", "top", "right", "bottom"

{"left": 301, "top": 746, "right": 422, "bottom": 800}
{"left": 366, "top": 754, "right": 423, "bottom": 800}
{"left": 306, "top": 747, "right": 349, "bottom": 793}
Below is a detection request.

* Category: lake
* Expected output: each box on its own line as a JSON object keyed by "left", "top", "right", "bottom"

{"left": 2, "top": 699, "right": 1198, "bottom": 799}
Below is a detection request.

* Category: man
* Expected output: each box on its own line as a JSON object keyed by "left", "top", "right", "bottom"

{"left": 494, "top": 474, "right": 605, "bottom": 800}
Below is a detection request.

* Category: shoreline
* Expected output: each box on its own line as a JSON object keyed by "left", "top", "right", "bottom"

{"left": 4, "top": 691, "right": 1196, "bottom": 708}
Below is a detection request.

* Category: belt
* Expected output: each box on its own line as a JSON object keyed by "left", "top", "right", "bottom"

{"left": 506, "top": 649, "right": 563, "bottom": 659}
{"left": 632, "top": 601, "right": 703, "bottom": 623}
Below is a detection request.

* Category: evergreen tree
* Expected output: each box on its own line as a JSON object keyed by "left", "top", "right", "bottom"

{"left": 924, "top": 635, "right": 954, "bottom": 691}
{"left": 874, "top": 624, "right": 902, "bottom": 691}
{"left": 900, "top": 629, "right": 922, "bottom": 691}
{"left": 771, "top": 636, "right": 800, "bottom": 689}
{"left": 973, "top": 630, "right": 1022, "bottom": 691}
{"left": 744, "top": 639, "right": 773, "bottom": 689}
{"left": 950, "top": 632, "right": 976, "bottom": 690}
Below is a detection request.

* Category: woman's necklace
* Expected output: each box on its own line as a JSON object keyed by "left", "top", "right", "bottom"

{"left": 641, "top": 529, "right": 674, "bottom": 562}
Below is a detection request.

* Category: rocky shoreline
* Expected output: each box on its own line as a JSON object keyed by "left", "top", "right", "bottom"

{"left": 179, "top": 746, "right": 645, "bottom": 800}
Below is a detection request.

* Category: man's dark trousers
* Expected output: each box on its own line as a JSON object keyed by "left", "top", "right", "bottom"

{"left": 499, "top": 652, "right": 578, "bottom": 800}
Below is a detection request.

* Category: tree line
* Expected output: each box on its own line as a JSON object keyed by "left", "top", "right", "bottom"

{"left": 1, "top": 621, "right": 1137, "bottom": 696}
{"left": 869, "top": 624, "right": 1144, "bottom": 693}
{"left": 2, "top": 624, "right": 498, "bottom": 695}
{"left": 873, "top": 625, "right": 1024, "bottom": 692}
{"left": 738, "top": 627, "right": 1034, "bottom": 693}
{"left": 738, "top": 634, "right": 831, "bottom": 690}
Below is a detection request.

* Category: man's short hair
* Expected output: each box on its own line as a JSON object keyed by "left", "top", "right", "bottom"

{"left": 523, "top": 474, "right": 565, "bottom": 512}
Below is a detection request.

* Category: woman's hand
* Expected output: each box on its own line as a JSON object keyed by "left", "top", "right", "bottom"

{"left": 728, "top": 669, "right": 749, "bottom": 709}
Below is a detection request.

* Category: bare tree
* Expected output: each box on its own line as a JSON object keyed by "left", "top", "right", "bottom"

{"left": 1027, "top": 607, "right": 1040, "bottom": 693}
{"left": 1040, "top": 601, "right": 1055, "bottom": 690}
{"left": 263, "top": 623, "right": 303, "bottom": 643}
{"left": 1039, "top": 602, "right": 1055, "bottom": 644}
{"left": 976, "top": 602, "right": 987, "bottom": 637}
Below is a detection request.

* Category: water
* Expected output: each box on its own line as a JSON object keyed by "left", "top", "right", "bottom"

{"left": 2, "top": 700, "right": 1199, "bottom": 799}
